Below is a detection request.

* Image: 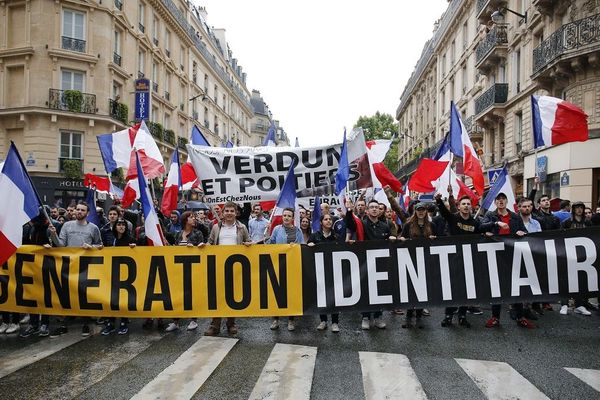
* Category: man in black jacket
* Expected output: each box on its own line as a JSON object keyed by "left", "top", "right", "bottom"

{"left": 481, "top": 193, "right": 532, "bottom": 329}
{"left": 527, "top": 177, "right": 561, "bottom": 230}
{"left": 436, "top": 188, "right": 494, "bottom": 328}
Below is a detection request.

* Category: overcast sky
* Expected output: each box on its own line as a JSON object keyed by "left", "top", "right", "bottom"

{"left": 196, "top": 0, "right": 449, "bottom": 146}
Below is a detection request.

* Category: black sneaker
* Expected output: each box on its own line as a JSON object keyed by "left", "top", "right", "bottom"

{"left": 101, "top": 323, "right": 115, "bottom": 336}
{"left": 49, "top": 326, "right": 68, "bottom": 338}
{"left": 117, "top": 323, "right": 129, "bottom": 335}
{"left": 82, "top": 324, "right": 91, "bottom": 337}
{"left": 39, "top": 324, "right": 50, "bottom": 337}
{"left": 441, "top": 316, "right": 453, "bottom": 327}
{"left": 458, "top": 317, "right": 471, "bottom": 328}
{"left": 19, "top": 325, "right": 39, "bottom": 338}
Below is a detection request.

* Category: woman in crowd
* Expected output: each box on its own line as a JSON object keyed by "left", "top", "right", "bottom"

{"left": 307, "top": 214, "right": 340, "bottom": 332}
{"left": 267, "top": 208, "right": 305, "bottom": 331}
{"left": 399, "top": 202, "right": 436, "bottom": 329}
{"left": 300, "top": 216, "right": 312, "bottom": 243}
{"left": 166, "top": 211, "right": 206, "bottom": 332}
{"left": 102, "top": 219, "right": 136, "bottom": 335}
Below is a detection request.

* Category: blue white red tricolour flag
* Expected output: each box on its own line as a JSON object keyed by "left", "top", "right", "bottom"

{"left": 191, "top": 125, "right": 211, "bottom": 146}
{"left": 268, "top": 164, "right": 298, "bottom": 233}
{"left": 262, "top": 122, "right": 277, "bottom": 147}
{"left": 365, "top": 139, "right": 402, "bottom": 193}
{"left": 400, "top": 179, "right": 411, "bottom": 212}
{"left": 481, "top": 165, "right": 516, "bottom": 212}
{"left": 97, "top": 121, "right": 165, "bottom": 179}
{"left": 136, "top": 152, "right": 165, "bottom": 246}
{"left": 311, "top": 195, "right": 322, "bottom": 233}
{"left": 449, "top": 102, "right": 484, "bottom": 196}
{"left": 532, "top": 95, "right": 588, "bottom": 149}
{"left": 0, "top": 143, "right": 42, "bottom": 264}
{"left": 161, "top": 148, "right": 182, "bottom": 216}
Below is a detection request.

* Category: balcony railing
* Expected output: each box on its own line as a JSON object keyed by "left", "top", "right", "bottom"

{"left": 533, "top": 13, "right": 600, "bottom": 75}
{"left": 48, "top": 89, "right": 97, "bottom": 114}
{"left": 147, "top": 122, "right": 163, "bottom": 139}
{"left": 113, "top": 52, "right": 122, "bottom": 66}
{"left": 109, "top": 99, "right": 128, "bottom": 124}
{"left": 474, "top": 83, "right": 509, "bottom": 115}
{"left": 475, "top": 25, "right": 508, "bottom": 64}
{"left": 61, "top": 36, "right": 86, "bottom": 53}
{"left": 163, "top": 129, "right": 175, "bottom": 145}
{"left": 178, "top": 136, "right": 188, "bottom": 150}
{"left": 114, "top": 0, "right": 122, "bottom": 11}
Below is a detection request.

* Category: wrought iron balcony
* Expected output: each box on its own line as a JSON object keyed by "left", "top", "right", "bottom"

{"left": 61, "top": 36, "right": 86, "bottom": 53}
{"left": 114, "top": 0, "right": 122, "bottom": 11}
{"left": 48, "top": 89, "right": 97, "bottom": 114}
{"left": 163, "top": 129, "right": 175, "bottom": 145}
{"left": 474, "top": 83, "right": 508, "bottom": 116}
{"left": 109, "top": 99, "right": 128, "bottom": 124}
{"left": 532, "top": 13, "right": 600, "bottom": 76}
{"left": 476, "top": 0, "right": 507, "bottom": 21}
{"left": 475, "top": 24, "right": 508, "bottom": 65}
{"left": 178, "top": 136, "right": 188, "bottom": 150}
{"left": 139, "top": 23, "right": 145, "bottom": 33}
{"left": 147, "top": 122, "right": 163, "bottom": 139}
{"left": 113, "top": 52, "right": 122, "bottom": 66}
{"left": 153, "top": 82, "right": 158, "bottom": 93}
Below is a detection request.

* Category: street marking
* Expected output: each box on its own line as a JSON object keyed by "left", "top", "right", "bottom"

{"left": 565, "top": 368, "right": 600, "bottom": 392}
{"left": 131, "top": 336, "right": 238, "bottom": 400}
{"left": 248, "top": 343, "right": 318, "bottom": 400}
{"left": 359, "top": 351, "right": 427, "bottom": 400}
{"left": 455, "top": 358, "right": 550, "bottom": 400}
{"left": 0, "top": 332, "right": 86, "bottom": 379}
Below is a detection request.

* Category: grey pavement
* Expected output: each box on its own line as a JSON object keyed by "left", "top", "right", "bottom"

{"left": 0, "top": 306, "right": 599, "bottom": 400}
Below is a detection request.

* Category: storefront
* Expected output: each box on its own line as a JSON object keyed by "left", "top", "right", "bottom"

{"left": 30, "top": 176, "right": 88, "bottom": 208}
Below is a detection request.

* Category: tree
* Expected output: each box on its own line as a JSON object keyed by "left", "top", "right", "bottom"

{"left": 354, "top": 111, "right": 399, "bottom": 172}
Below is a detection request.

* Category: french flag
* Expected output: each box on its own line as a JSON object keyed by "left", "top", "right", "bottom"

{"left": 191, "top": 125, "right": 211, "bottom": 146}
{"left": 365, "top": 139, "right": 402, "bottom": 193}
{"left": 161, "top": 148, "right": 181, "bottom": 216}
{"left": 334, "top": 129, "right": 350, "bottom": 210}
{"left": 97, "top": 121, "right": 165, "bottom": 179}
{"left": 263, "top": 122, "right": 277, "bottom": 147}
{"left": 481, "top": 165, "right": 517, "bottom": 212}
{"left": 449, "top": 102, "right": 484, "bottom": 196}
{"left": 135, "top": 152, "right": 165, "bottom": 246}
{"left": 268, "top": 164, "right": 297, "bottom": 234}
{"left": 532, "top": 95, "right": 588, "bottom": 148}
{"left": 0, "top": 143, "right": 42, "bottom": 265}
{"left": 181, "top": 126, "right": 208, "bottom": 191}
{"left": 400, "top": 179, "right": 411, "bottom": 211}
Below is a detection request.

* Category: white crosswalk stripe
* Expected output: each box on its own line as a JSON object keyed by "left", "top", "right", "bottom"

{"left": 248, "top": 343, "right": 318, "bottom": 400}
{"left": 359, "top": 351, "right": 427, "bottom": 400}
{"left": 131, "top": 336, "right": 238, "bottom": 400}
{"left": 455, "top": 358, "right": 551, "bottom": 400}
{"left": 564, "top": 367, "right": 600, "bottom": 392}
{"left": 0, "top": 331, "right": 86, "bottom": 379}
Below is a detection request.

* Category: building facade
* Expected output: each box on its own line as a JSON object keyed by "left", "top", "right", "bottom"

{"left": 0, "top": 0, "right": 254, "bottom": 205}
{"left": 396, "top": 0, "right": 600, "bottom": 206}
{"left": 250, "top": 89, "right": 290, "bottom": 147}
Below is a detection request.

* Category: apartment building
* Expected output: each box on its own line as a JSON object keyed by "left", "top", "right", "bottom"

{"left": 396, "top": 0, "right": 600, "bottom": 205}
{"left": 0, "top": 0, "right": 254, "bottom": 205}
{"left": 250, "top": 89, "right": 290, "bottom": 147}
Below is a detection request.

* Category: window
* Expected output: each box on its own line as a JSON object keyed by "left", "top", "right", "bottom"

{"left": 138, "top": 50, "right": 145, "bottom": 76}
{"left": 152, "top": 61, "right": 158, "bottom": 83}
{"left": 138, "top": 2, "right": 145, "bottom": 30}
{"left": 462, "top": 64, "right": 468, "bottom": 94}
{"left": 450, "top": 41, "right": 455, "bottom": 65}
{"left": 441, "top": 89, "right": 445, "bottom": 114}
{"left": 112, "top": 82, "right": 122, "bottom": 99}
{"left": 153, "top": 15, "right": 159, "bottom": 43}
{"left": 515, "top": 112, "right": 523, "bottom": 153}
{"left": 441, "top": 54, "right": 446, "bottom": 77}
{"left": 214, "top": 84, "right": 218, "bottom": 102}
{"left": 114, "top": 30, "right": 121, "bottom": 55}
{"left": 180, "top": 46, "right": 185, "bottom": 69}
{"left": 61, "top": 69, "right": 84, "bottom": 91}
{"left": 462, "top": 21, "right": 468, "bottom": 50}
{"left": 164, "top": 113, "right": 170, "bottom": 130}
{"left": 515, "top": 49, "right": 521, "bottom": 93}
{"left": 62, "top": 9, "right": 85, "bottom": 40}
{"left": 165, "top": 30, "right": 170, "bottom": 55}
{"left": 60, "top": 131, "right": 83, "bottom": 159}
{"left": 204, "top": 74, "right": 208, "bottom": 92}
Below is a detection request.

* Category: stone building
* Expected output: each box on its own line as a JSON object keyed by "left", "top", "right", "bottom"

{"left": 0, "top": 1, "right": 254, "bottom": 205}
{"left": 396, "top": 0, "right": 600, "bottom": 205}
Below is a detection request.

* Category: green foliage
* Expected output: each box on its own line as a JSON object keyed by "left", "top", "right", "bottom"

{"left": 63, "top": 90, "right": 83, "bottom": 112}
{"left": 117, "top": 103, "right": 128, "bottom": 124}
{"left": 62, "top": 158, "right": 82, "bottom": 179}
{"left": 111, "top": 167, "right": 124, "bottom": 184}
{"left": 164, "top": 129, "right": 175, "bottom": 145}
{"left": 147, "top": 121, "right": 164, "bottom": 138}
{"left": 354, "top": 111, "right": 399, "bottom": 172}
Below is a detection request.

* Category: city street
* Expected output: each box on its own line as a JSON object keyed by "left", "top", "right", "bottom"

{"left": 0, "top": 306, "right": 599, "bottom": 399}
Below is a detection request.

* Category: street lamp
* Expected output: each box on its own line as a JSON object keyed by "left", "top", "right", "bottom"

{"left": 491, "top": 7, "right": 527, "bottom": 24}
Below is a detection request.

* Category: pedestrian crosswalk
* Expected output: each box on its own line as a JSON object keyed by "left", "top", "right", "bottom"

{"left": 0, "top": 331, "right": 599, "bottom": 400}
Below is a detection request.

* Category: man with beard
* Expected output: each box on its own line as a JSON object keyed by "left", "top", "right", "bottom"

{"left": 527, "top": 177, "right": 560, "bottom": 231}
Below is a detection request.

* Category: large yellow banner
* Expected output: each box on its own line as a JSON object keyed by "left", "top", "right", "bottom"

{"left": 0, "top": 245, "right": 303, "bottom": 318}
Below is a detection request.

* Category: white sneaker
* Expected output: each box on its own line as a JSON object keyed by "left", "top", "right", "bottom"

{"left": 165, "top": 322, "right": 179, "bottom": 332}
{"left": 560, "top": 305, "right": 569, "bottom": 315}
{"left": 0, "top": 322, "right": 8, "bottom": 333}
{"left": 374, "top": 318, "right": 386, "bottom": 329}
{"left": 6, "top": 323, "right": 19, "bottom": 334}
{"left": 361, "top": 318, "right": 370, "bottom": 330}
{"left": 575, "top": 306, "right": 592, "bottom": 316}
{"left": 331, "top": 323, "right": 340, "bottom": 333}
{"left": 317, "top": 321, "right": 327, "bottom": 331}
{"left": 287, "top": 320, "right": 295, "bottom": 331}
{"left": 187, "top": 320, "right": 198, "bottom": 330}
{"left": 19, "top": 314, "right": 30, "bottom": 324}
{"left": 270, "top": 319, "right": 279, "bottom": 330}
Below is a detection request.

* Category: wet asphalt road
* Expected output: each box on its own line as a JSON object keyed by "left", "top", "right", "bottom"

{"left": 0, "top": 306, "right": 599, "bottom": 400}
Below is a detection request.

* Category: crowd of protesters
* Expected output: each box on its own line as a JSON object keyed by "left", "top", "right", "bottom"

{"left": 2, "top": 176, "right": 600, "bottom": 339}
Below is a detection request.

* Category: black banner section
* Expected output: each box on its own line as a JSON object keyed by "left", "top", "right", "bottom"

{"left": 301, "top": 228, "right": 600, "bottom": 314}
